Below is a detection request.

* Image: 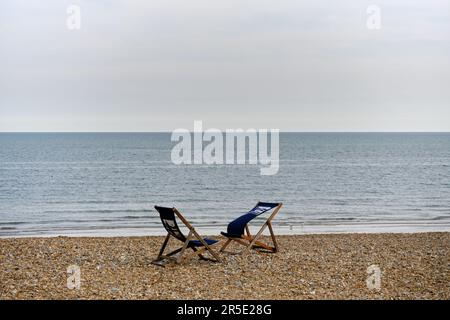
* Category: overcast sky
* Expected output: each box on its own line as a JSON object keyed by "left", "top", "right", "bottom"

{"left": 0, "top": 0, "right": 449, "bottom": 132}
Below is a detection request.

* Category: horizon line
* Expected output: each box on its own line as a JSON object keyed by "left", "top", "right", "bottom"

{"left": 1, "top": 131, "right": 449, "bottom": 134}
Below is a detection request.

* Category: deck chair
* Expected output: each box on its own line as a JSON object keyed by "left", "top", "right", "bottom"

{"left": 152, "top": 206, "right": 221, "bottom": 266}
{"left": 220, "top": 202, "right": 283, "bottom": 254}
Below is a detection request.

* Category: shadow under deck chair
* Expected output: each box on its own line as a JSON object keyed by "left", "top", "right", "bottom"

{"left": 152, "top": 206, "right": 221, "bottom": 266}
{"left": 220, "top": 202, "right": 283, "bottom": 254}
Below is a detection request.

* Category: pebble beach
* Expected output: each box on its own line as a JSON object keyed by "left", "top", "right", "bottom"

{"left": 0, "top": 232, "right": 448, "bottom": 300}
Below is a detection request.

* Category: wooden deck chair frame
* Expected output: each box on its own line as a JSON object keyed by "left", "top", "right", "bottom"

{"left": 152, "top": 206, "right": 221, "bottom": 266}
{"left": 220, "top": 202, "right": 283, "bottom": 254}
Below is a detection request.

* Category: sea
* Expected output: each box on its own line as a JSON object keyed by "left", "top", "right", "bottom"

{"left": 0, "top": 133, "right": 449, "bottom": 237}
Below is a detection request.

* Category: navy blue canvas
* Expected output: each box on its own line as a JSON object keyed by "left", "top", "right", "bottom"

{"left": 225, "top": 202, "right": 280, "bottom": 237}
{"left": 154, "top": 206, "right": 187, "bottom": 242}
{"left": 154, "top": 205, "right": 218, "bottom": 247}
{"left": 188, "top": 239, "right": 218, "bottom": 247}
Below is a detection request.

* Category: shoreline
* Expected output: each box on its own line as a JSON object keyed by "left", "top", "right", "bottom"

{"left": 1, "top": 232, "right": 448, "bottom": 299}
{"left": 2, "top": 229, "right": 450, "bottom": 239}
{"left": 2, "top": 222, "right": 449, "bottom": 239}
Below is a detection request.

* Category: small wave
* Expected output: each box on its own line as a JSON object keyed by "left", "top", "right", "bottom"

{"left": 46, "top": 200, "right": 141, "bottom": 205}
{"left": 316, "top": 217, "right": 356, "bottom": 221}
{"left": 43, "top": 209, "right": 151, "bottom": 214}
{"left": 431, "top": 216, "right": 450, "bottom": 220}
{"left": 331, "top": 201, "right": 349, "bottom": 206}
{"left": 0, "top": 221, "right": 27, "bottom": 226}
{"left": 120, "top": 215, "right": 151, "bottom": 220}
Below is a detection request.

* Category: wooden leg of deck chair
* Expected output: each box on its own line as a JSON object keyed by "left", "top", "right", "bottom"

{"left": 173, "top": 208, "right": 221, "bottom": 262}
{"left": 232, "top": 237, "right": 253, "bottom": 248}
{"left": 186, "top": 243, "right": 220, "bottom": 262}
{"left": 220, "top": 224, "right": 252, "bottom": 254}
{"left": 245, "top": 204, "right": 282, "bottom": 253}
{"left": 219, "top": 239, "right": 232, "bottom": 252}
{"left": 193, "top": 249, "right": 207, "bottom": 261}
{"left": 158, "top": 244, "right": 218, "bottom": 264}
{"left": 191, "top": 247, "right": 209, "bottom": 261}
{"left": 187, "top": 247, "right": 215, "bottom": 261}
{"left": 190, "top": 229, "right": 221, "bottom": 262}
{"left": 247, "top": 223, "right": 268, "bottom": 252}
{"left": 267, "top": 222, "right": 278, "bottom": 252}
{"left": 156, "top": 233, "right": 170, "bottom": 259}
{"left": 222, "top": 236, "right": 273, "bottom": 254}
{"left": 177, "top": 230, "right": 193, "bottom": 264}
{"left": 152, "top": 234, "right": 173, "bottom": 265}
{"left": 242, "top": 235, "right": 275, "bottom": 251}
{"left": 166, "top": 247, "right": 183, "bottom": 257}
{"left": 245, "top": 225, "right": 251, "bottom": 237}
{"left": 243, "top": 223, "right": 277, "bottom": 253}
{"left": 157, "top": 246, "right": 184, "bottom": 261}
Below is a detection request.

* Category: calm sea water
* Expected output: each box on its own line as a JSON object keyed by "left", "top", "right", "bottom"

{"left": 0, "top": 133, "right": 449, "bottom": 237}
